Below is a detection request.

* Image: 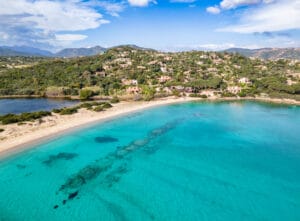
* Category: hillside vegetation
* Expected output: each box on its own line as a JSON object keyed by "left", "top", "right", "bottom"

{"left": 0, "top": 46, "right": 300, "bottom": 100}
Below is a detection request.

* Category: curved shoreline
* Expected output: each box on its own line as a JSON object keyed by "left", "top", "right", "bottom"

{"left": 0, "top": 96, "right": 299, "bottom": 159}
{"left": 0, "top": 97, "right": 198, "bottom": 159}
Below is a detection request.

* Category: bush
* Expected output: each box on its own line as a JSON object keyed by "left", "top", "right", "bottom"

{"left": 189, "top": 93, "right": 199, "bottom": 97}
{"left": 59, "top": 107, "right": 78, "bottom": 115}
{"left": 52, "top": 109, "right": 61, "bottom": 113}
{"left": 110, "top": 96, "right": 120, "bottom": 103}
{"left": 79, "top": 103, "right": 93, "bottom": 109}
{"left": 102, "top": 102, "right": 112, "bottom": 109}
{"left": 93, "top": 106, "right": 104, "bottom": 112}
{"left": 79, "top": 89, "right": 94, "bottom": 100}
{"left": 0, "top": 111, "right": 52, "bottom": 125}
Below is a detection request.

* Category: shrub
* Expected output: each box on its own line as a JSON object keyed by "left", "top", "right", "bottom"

{"left": 93, "top": 106, "right": 104, "bottom": 112}
{"left": 59, "top": 107, "right": 78, "bottom": 115}
{"left": 79, "top": 103, "right": 93, "bottom": 109}
{"left": 102, "top": 102, "right": 112, "bottom": 109}
{"left": 79, "top": 89, "right": 94, "bottom": 100}
{"left": 52, "top": 109, "right": 62, "bottom": 113}
{"left": 110, "top": 96, "right": 120, "bottom": 103}
{"left": 0, "top": 111, "right": 51, "bottom": 125}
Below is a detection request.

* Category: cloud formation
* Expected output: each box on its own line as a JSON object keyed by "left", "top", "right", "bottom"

{"left": 128, "top": 0, "right": 154, "bottom": 7}
{"left": 0, "top": 0, "right": 109, "bottom": 48}
{"left": 206, "top": 6, "right": 221, "bottom": 14}
{"left": 206, "top": 0, "right": 273, "bottom": 14}
{"left": 170, "top": 0, "right": 196, "bottom": 3}
{"left": 219, "top": 0, "right": 300, "bottom": 33}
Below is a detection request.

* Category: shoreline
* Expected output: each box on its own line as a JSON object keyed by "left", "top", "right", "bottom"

{"left": 0, "top": 96, "right": 299, "bottom": 159}
{"left": 0, "top": 97, "right": 198, "bottom": 159}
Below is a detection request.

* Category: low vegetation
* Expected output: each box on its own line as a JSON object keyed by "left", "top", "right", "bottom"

{"left": 0, "top": 111, "right": 51, "bottom": 125}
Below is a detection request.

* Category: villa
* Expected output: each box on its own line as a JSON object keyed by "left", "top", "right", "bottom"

{"left": 126, "top": 86, "right": 141, "bottom": 94}
{"left": 227, "top": 86, "right": 242, "bottom": 94}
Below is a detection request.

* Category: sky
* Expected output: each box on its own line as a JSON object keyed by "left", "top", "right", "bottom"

{"left": 0, "top": 0, "right": 299, "bottom": 52}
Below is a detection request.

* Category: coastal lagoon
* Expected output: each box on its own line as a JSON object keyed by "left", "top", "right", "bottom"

{"left": 0, "top": 101, "right": 299, "bottom": 221}
{"left": 0, "top": 98, "right": 78, "bottom": 114}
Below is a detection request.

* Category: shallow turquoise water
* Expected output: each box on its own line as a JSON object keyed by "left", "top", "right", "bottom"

{"left": 0, "top": 101, "right": 299, "bottom": 221}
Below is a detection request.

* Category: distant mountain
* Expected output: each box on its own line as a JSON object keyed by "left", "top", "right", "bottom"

{"left": 0, "top": 48, "right": 32, "bottom": 56}
{"left": 0, "top": 45, "right": 106, "bottom": 57}
{"left": 0, "top": 46, "right": 53, "bottom": 57}
{"left": 225, "top": 48, "right": 300, "bottom": 60}
{"left": 55, "top": 46, "right": 106, "bottom": 58}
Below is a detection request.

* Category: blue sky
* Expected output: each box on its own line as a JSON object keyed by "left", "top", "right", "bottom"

{"left": 0, "top": 0, "right": 299, "bottom": 51}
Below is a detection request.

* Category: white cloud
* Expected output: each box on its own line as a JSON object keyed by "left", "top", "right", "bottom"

{"left": 0, "top": 0, "right": 109, "bottom": 48}
{"left": 207, "top": 0, "right": 274, "bottom": 13}
{"left": 55, "top": 34, "right": 88, "bottom": 41}
{"left": 85, "top": 1, "right": 125, "bottom": 17}
{"left": 220, "top": 0, "right": 260, "bottom": 9}
{"left": 219, "top": 0, "right": 300, "bottom": 33}
{"left": 170, "top": 0, "right": 196, "bottom": 3}
{"left": 197, "top": 43, "right": 236, "bottom": 50}
{"left": 206, "top": 6, "right": 221, "bottom": 14}
{"left": 0, "top": 32, "right": 9, "bottom": 40}
{"left": 128, "top": 0, "right": 154, "bottom": 7}
{"left": 0, "top": 0, "right": 107, "bottom": 31}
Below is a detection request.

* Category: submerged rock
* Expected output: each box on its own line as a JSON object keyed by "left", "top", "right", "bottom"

{"left": 95, "top": 136, "right": 118, "bottom": 143}
{"left": 43, "top": 152, "right": 78, "bottom": 166}
{"left": 68, "top": 191, "right": 79, "bottom": 200}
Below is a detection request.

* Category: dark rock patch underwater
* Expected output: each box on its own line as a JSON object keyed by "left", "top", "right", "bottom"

{"left": 95, "top": 136, "right": 119, "bottom": 143}
{"left": 43, "top": 152, "right": 78, "bottom": 166}
{"left": 54, "top": 118, "right": 184, "bottom": 208}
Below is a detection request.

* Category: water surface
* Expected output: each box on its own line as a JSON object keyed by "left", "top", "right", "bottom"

{"left": 0, "top": 101, "right": 299, "bottom": 221}
{"left": 0, "top": 98, "right": 78, "bottom": 114}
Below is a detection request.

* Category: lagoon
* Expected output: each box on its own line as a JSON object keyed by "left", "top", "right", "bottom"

{"left": 0, "top": 101, "right": 299, "bottom": 221}
{"left": 0, "top": 98, "right": 78, "bottom": 115}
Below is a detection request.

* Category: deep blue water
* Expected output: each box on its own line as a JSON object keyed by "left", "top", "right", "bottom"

{"left": 0, "top": 101, "right": 299, "bottom": 221}
{"left": 0, "top": 98, "right": 78, "bottom": 115}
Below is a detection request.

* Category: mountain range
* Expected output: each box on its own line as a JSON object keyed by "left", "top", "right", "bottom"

{"left": 0, "top": 45, "right": 299, "bottom": 60}
{"left": 0, "top": 46, "right": 106, "bottom": 58}
{"left": 224, "top": 48, "right": 300, "bottom": 60}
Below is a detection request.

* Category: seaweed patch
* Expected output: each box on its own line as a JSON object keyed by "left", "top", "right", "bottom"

{"left": 95, "top": 136, "right": 119, "bottom": 143}
{"left": 43, "top": 152, "right": 78, "bottom": 166}
{"left": 16, "top": 164, "right": 26, "bottom": 169}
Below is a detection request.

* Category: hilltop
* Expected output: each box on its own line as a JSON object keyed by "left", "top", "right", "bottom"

{"left": 0, "top": 46, "right": 299, "bottom": 101}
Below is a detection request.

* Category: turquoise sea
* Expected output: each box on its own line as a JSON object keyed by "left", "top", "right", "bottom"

{"left": 0, "top": 101, "right": 299, "bottom": 221}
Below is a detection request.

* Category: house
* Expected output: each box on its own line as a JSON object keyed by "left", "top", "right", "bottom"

{"left": 126, "top": 86, "right": 141, "bottom": 94}
{"left": 159, "top": 75, "right": 172, "bottom": 83}
{"left": 184, "top": 87, "right": 193, "bottom": 93}
{"left": 227, "top": 86, "right": 242, "bottom": 94}
{"left": 200, "top": 90, "right": 215, "bottom": 97}
{"left": 95, "top": 71, "right": 106, "bottom": 77}
{"left": 171, "top": 86, "right": 184, "bottom": 91}
{"left": 122, "top": 79, "right": 138, "bottom": 86}
{"left": 238, "top": 77, "right": 251, "bottom": 84}
{"left": 207, "top": 67, "right": 218, "bottom": 73}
